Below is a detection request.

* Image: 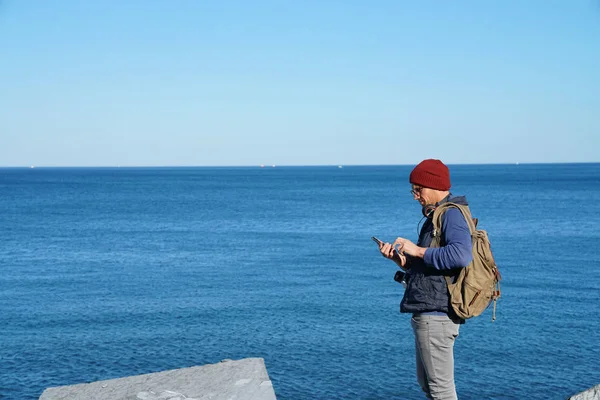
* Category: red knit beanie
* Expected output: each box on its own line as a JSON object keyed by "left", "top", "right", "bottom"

{"left": 409, "top": 159, "right": 451, "bottom": 191}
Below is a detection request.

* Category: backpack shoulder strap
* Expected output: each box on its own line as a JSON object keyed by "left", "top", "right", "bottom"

{"left": 431, "top": 202, "right": 476, "bottom": 236}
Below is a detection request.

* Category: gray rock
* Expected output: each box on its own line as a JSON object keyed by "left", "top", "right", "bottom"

{"left": 39, "top": 357, "right": 277, "bottom": 400}
{"left": 569, "top": 384, "right": 600, "bottom": 400}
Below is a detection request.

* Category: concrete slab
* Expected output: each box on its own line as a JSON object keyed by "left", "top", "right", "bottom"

{"left": 39, "top": 357, "right": 277, "bottom": 400}
{"left": 569, "top": 384, "right": 600, "bottom": 400}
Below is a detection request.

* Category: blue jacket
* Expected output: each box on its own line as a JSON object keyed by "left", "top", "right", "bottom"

{"left": 400, "top": 195, "right": 473, "bottom": 315}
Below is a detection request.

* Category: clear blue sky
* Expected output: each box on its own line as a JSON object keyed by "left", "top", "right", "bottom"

{"left": 1, "top": 1, "right": 599, "bottom": 166}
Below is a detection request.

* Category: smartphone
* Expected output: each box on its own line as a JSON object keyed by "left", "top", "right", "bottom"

{"left": 373, "top": 236, "right": 401, "bottom": 256}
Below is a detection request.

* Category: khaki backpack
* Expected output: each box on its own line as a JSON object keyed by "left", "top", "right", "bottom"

{"left": 431, "top": 203, "right": 502, "bottom": 321}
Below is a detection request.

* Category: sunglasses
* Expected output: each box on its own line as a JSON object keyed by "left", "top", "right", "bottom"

{"left": 410, "top": 186, "right": 423, "bottom": 196}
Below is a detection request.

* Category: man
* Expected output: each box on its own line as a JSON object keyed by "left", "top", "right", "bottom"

{"left": 378, "top": 159, "right": 473, "bottom": 400}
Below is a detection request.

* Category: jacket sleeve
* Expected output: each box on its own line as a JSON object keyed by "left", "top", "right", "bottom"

{"left": 423, "top": 208, "right": 473, "bottom": 270}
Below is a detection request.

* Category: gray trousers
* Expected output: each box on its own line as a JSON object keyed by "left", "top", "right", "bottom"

{"left": 411, "top": 314, "right": 461, "bottom": 400}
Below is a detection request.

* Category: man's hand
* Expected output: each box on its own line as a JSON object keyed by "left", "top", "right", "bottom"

{"left": 379, "top": 241, "right": 407, "bottom": 269}
{"left": 392, "top": 237, "right": 426, "bottom": 259}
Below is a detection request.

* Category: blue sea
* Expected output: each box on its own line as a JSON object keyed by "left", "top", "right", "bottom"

{"left": 1, "top": 164, "right": 599, "bottom": 400}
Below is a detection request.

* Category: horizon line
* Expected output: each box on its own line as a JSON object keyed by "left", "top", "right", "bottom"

{"left": 2, "top": 161, "right": 599, "bottom": 169}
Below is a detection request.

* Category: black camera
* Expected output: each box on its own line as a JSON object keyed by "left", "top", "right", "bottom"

{"left": 394, "top": 270, "right": 406, "bottom": 284}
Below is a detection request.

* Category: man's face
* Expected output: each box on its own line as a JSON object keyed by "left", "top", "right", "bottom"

{"left": 410, "top": 185, "right": 434, "bottom": 206}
